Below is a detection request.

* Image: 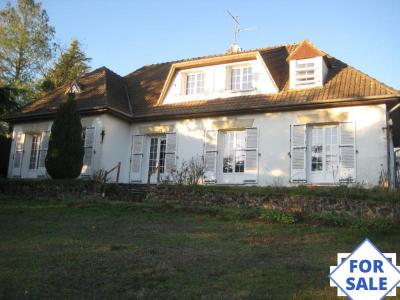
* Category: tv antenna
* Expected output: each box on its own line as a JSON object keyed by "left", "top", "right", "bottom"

{"left": 226, "top": 10, "right": 256, "bottom": 44}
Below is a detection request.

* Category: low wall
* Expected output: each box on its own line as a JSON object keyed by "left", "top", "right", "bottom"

{"left": 1, "top": 180, "right": 399, "bottom": 222}
{"left": 0, "top": 180, "right": 146, "bottom": 202}
{"left": 148, "top": 185, "right": 400, "bottom": 222}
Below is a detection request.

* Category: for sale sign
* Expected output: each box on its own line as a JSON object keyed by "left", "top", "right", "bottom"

{"left": 329, "top": 239, "right": 400, "bottom": 300}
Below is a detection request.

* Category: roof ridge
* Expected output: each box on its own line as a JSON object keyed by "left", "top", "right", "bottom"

{"left": 123, "top": 41, "right": 301, "bottom": 78}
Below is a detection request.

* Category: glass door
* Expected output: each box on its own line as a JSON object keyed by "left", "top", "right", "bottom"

{"left": 148, "top": 136, "right": 166, "bottom": 183}
{"left": 309, "top": 125, "right": 339, "bottom": 183}
{"left": 24, "top": 134, "right": 41, "bottom": 178}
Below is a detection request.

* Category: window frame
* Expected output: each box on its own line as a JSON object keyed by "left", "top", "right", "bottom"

{"left": 222, "top": 130, "right": 246, "bottom": 174}
{"left": 185, "top": 72, "right": 205, "bottom": 95}
{"left": 230, "top": 66, "right": 253, "bottom": 92}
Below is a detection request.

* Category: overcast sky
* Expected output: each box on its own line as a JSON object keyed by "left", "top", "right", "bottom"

{"left": 2, "top": 0, "right": 400, "bottom": 89}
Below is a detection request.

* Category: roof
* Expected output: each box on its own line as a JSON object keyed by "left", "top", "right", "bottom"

{"left": 286, "top": 39, "right": 326, "bottom": 61}
{"left": 6, "top": 40, "right": 399, "bottom": 123}
{"left": 8, "top": 67, "right": 131, "bottom": 120}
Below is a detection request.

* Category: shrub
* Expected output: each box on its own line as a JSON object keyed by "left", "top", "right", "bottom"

{"left": 351, "top": 217, "right": 394, "bottom": 232}
{"left": 259, "top": 209, "right": 298, "bottom": 224}
{"left": 310, "top": 212, "right": 350, "bottom": 227}
{"left": 45, "top": 94, "right": 84, "bottom": 178}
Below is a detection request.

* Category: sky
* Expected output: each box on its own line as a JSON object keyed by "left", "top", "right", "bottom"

{"left": 2, "top": 0, "right": 400, "bottom": 89}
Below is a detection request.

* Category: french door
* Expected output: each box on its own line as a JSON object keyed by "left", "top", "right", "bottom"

{"left": 22, "top": 134, "right": 41, "bottom": 178}
{"left": 309, "top": 125, "right": 339, "bottom": 183}
{"left": 147, "top": 136, "right": 167, "bottom": 183}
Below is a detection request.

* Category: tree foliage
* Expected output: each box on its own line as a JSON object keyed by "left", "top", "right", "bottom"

{"left": 45, "top": 94, "right": 84, "bottom": 179}
{"left": 0, "top": 0, "right": 56, "bottom": 103}
{"left": 41, "top": 39, "right": 91, "bottom": 93}
{"left": 0, "top": 85, "right": 20, "bottom": 135}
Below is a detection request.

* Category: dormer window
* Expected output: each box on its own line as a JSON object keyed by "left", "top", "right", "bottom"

{"left": 68, "top": 81, "right": 81, "bottom": 94}
{"left": 295, "top": 60, "right": 316, "bottom": 87}
{"left": 186, "top": 73, "right": 204, "bottom": 95}
{"left": 231, "top": 66, "right": 252, "bottom": 91}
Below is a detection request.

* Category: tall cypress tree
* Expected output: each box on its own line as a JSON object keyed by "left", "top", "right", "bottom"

{"left": 45, "top": 94, "right": 84, "bottom": 179}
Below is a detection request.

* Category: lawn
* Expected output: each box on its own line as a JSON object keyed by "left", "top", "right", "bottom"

{"left": 0, "top": 197, "right": 399, "bottom": 300}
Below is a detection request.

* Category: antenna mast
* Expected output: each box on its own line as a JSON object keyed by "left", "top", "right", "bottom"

{"left": 226, "top": 10, "right": 256, "bottom": 45}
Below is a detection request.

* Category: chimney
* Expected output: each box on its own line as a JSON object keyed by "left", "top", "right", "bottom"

{"left": 227, "top": 43, "right": 241, "bottom": 54}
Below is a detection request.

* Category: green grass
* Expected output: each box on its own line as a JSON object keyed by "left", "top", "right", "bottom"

{"left": 0, "top": 197, "right": 400, "bottom": 299}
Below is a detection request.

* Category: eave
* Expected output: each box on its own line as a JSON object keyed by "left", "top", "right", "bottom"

{"left": 131, "top": 94, "right": 400, "bottom": 123}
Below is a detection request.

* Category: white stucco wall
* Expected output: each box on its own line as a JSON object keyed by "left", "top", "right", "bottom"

{"left": 96, "top": 114, "right": 131, "bottom": 182}
{"left": 8, "top": 104, "right": 389, "bottom": 187}
{"left": 128, "top": 104, "right": 388, "bottom": 187}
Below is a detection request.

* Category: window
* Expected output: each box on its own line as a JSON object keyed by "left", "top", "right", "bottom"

{"left": 148, "top": 137, "right": 166, "bottom": 175}
{"left": 186, "top": 73, "right": 204, "bottom": 95}
{"left": 29, "top": 135, "right": 40, "bottom": 169}
{"left": 231, "top": 66, "right": 252, "bottom": 91}
{"left": 223, "top": 131, "right": 246, "bottom": 173}
{"left": 149, "top": 138, "right": 158, "bottom": 174}
{"left": 82, "top": 127, "right": 95, "bottom": 174}
{"left": 295, "top": 61, "right": 315, "bottom": 87}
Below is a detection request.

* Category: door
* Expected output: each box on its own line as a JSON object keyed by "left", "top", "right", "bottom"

{"left": 221, "top": 130, "right": 246, "bottom": 184}
{"left": 22, "top": 134, "right": 41, "bottom": 178}
{"left": 309, "top": 125, "right": 339, "bottom": 183}
{"left": 147, "top": 136, "right": 167, "bottom": 183}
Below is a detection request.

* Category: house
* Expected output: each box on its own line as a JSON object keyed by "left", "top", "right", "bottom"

{"left": 5, "top": 40, "right": 400, "bottom": 186}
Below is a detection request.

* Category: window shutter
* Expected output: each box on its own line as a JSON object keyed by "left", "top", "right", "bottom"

{"left": 37, "top": 131, "right": 50, "bottom": 173}
{"left": 204, "top": 130, "right": 218, "bottom": 183}
{"left": 12, "top": 132, "right": 25, "bottom": 176}
{"left": 290, "top": 124, "right": 307, "bottom": 182}
{"left": 82, "top": 127, "right": 95, "bottom": 175}
{"left": 165, "top": 133, "right": 177, "bottom": 174}
{"left": 181, "top": 74, "right": 188, "bottom": 95}
{"left": 339, "top": 122, "right": 356, "bottom": 183}
{"left": 226, "top": 66, "right": 232, "bottom": 91}
{"left": 131, "top": 135, "right": 144, "bottom": 182}
{"left": 245, "top": 128, "right": 258, "bottom": 172}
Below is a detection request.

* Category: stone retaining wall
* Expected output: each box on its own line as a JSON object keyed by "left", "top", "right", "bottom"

{"left": 1, "top": 180, "right": 399, "bottom": 222}
{"left": 148, "top": 186, "right": 400, "bottom": 222}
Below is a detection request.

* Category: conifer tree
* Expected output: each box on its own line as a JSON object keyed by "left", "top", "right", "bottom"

{"left": 45, "top": 94, "right": 84, "bottom": 179}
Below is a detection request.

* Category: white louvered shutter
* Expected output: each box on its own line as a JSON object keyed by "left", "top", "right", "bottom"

{"left": 290, "top": 124, "right": 307, "bottom": 182}
{"left": 245, "top": 127, "right": 258, "bottom": 174}
{"left": 12, "top": 132, "right": 25, "bottom": 176}
{"left": 165, "top": 133, "right": 177, "bottom": 174}
{"left": 204, "top": 130, "right": 218, "bottom": 183}
{"left": 339, "top": 122, "right": 356, "bottom": 183}
{"left": 131, "top": 135, "right": 144, "bottom": 182}
{"left": 82, "top": 127, "right": 95, "bottom": 175}
{"left": 37, "top": 131, "right": 50, "bottom": 174}
{"left": 165, "top": 133, "right": 176, "bottom": 174}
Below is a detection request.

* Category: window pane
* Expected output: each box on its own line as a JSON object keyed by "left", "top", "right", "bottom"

{"left": 29, "top": 135, "right": 40, "bottom": 169}
{"left": 223, "top": 131, "right": 246, "bottom": 174}
{"left": 231, "top": 69, "right": 241, "bottom": 91}
{"left": 159, "top": 139, "right": 166, "bottom": 174}
{"left": 149, "top": 138, "right": 158, "bottom": 173}
{"left": 186, "top": 74, "right": 195, "bottom": 95}
{"left": 196, "top": 73, "right": 204, "bottom": 94}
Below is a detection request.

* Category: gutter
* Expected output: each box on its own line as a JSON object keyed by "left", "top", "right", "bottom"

{"left": 131, "top": 94, "right": 400, "bottom": 123}
{"left": 4, "top": 94, "right": 400, "bottom": 124}
{"left": 4, "top": 106, "right": 133, "bottom": 123}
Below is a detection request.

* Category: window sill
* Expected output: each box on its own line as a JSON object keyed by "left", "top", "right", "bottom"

{"left": 229, "top": 89, "right": 255, "bottom": 93}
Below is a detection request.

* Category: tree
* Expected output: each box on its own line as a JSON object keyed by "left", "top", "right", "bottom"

{"left": 45, "top": 94, "right": 84, "bottom": 179}
{"left": 0, "top": 85, "right": 20, "bottom": 135}
{"left": 0, "top": 0, "right": 56, "bottom": 103}
{"left": 41, "top": 40, "right": 91, "bottom": 93}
